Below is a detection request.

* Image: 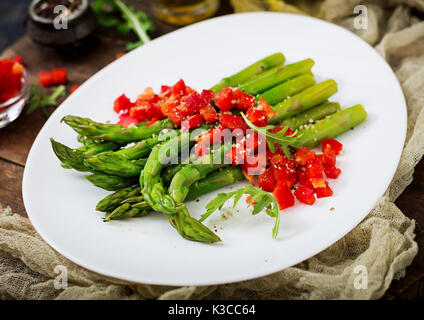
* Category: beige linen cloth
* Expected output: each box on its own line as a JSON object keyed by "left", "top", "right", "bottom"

{"left": 1, "top": 0, "right": 424, "bottom": 299}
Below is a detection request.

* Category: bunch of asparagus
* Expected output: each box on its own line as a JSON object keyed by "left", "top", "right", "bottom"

{"left": 51, "top": 52, "right": 367, "bottom": 243}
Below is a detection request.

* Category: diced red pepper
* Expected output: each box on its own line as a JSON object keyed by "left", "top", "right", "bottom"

{"left": 113, "top": 94, "right": 134, "bottom": 113}
{"left": 294, "top": 185, "right": 315, "bottom": 205}
{"left": 297, "top": 166, "right": 314, "bottom": 190}
{"left": 307, "top": 158, "right": 326, "bottom": 189}
{"left": 321, "top": 138, "right": 343, "bottom": 155}
{"left": 214, "top": 86, "right": 234, "bottom": 111}
{"left": 200, "top": 104, "right": 219, "bottom": 123}
{"left": 295, "top": 147, "right": 315, "bottom": 166}
{"left": 51, "top": 68, "right": 67, "bottom": 85}
{"left": 315, "top": 181, "right": 333, "bottom": 198}
{"left": 273, "top": 180, "right": 295, "bottom": 210}
{"left": 200, "top": 89, "right": 214, "bottom": 104}
{"left": 271, "top": 153, "right": 298, "bottom": 189}
{"left": 246, "top": 107, "right": 268, "bottom": 127}
{"left": 70, "top": 84, "right": 79, "bottom": 94}
{"left": 167, "top": 109, "right": 184, "bottom": 127}
{"left": 172, "top": 79, "right": 187, "bottom": 97}
{"left": 232, "top": 88, "right": 255, "bottom": 112}
{"left": 258, "top": 167, "right": 276, "bottom": 192}
{"left": 220, "top": 114, "right": 248, "bottom": 130}
{"left": 118, "top": 114, "right": 138, "bottom": 127}
{"left": 244, "top": 152, "right": 266, "bottom": 175}
{"left": 181, "top": 114, "right": 204, "bottom": 132}
{"left": 181, "top": 91, "right": 207, "bottom": 116}
{"left": 324, "top": 166, "right": 341, "bottom": 179}
{"left": 39, "top": 71, "right": 54, "bottom": 87}
{"left": 322, "top": 145, "right": 337, "bottom": 167}
{"left": 256, "top": 97, "right": 277, "bottom": 120}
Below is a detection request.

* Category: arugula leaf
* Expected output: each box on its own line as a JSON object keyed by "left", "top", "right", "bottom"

{"left": 92, "top": 0, "right": 155, "bottom": 51}
{"left": 241, "top": 112, "right": 301, "bottom": 159}
{"left": 200, "top": 185, "right": 281, "bottom": 238}
{"left": 26, "top": 85, "right": 66, "bottom": 116}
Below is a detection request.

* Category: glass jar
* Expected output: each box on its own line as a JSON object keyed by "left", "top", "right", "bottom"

{"left": 152, "top": 0, "right": 220, "bottom": 26}
{"left": 0, "top": 69, "right": 30, "bottom": 129}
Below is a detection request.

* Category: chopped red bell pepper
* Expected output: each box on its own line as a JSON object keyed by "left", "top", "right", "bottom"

{"left": 181, "top": 114, "right": 204, "bottom": 131}
{"left": 295, "top": 147, "right": 315, "bottom": 166}
{"left": 294, "top": 185, "right": 315, "bottom": 205}
{"left": 258, "top": 167, "right": 276, "bottom": 192}
{"left": 200, "top": 104, "right": 219, "bottom": 123}
{"left": 307, "top": 158, "right": 326, "bottom": 189}
{"left": 246, "top": 107, "right": 268, "bottom": 127}
{"left": 220, "top": 114, "right": 248, "bottom": 130}
{"left": 273, "top": 180, "right": 295, "bottom": 210}
{"left": 256, "top": 97, "right": 277, "bottom": 120}
{"left": 315, "top": 181, "right": 333, "bottom": 198}
{"left": 181, "top": 91, "right": 208, "bottom": 116}
{"left": 113, "top": 94, "right": 134, "bottom": 113}
{"left": 144, "top": 118, "right": 158, "bottom": 126}
{"left": 271, "top": 153, "right": 298, "bottom": 189}
{"left": 322, "top": 145, "right": 337, "bottom": 167}
{"left": 324, "top": 166, "right": 341, "bottom": 179}
{"left": 172, "top": 79, "right": 187, "bottom": 97}
{"left": 51, "top": 68, "right": 67, "bottom": 85}
{"left": 321, "top": 138, "right": 343, "bottom": 155}
{"left": 39, "top": 71, "right": 54, "bottom": 87}
{"left": 214, "top": 86, "right": 235, "bottom": 111}
{"left": 118, "top": 114, "right": 138, "bottom": 127}
{"left": 200, "top": 89, "right": 214, "bottom": 104}
{"left": 232, "top": 88, "right": 255, "bottom": 112}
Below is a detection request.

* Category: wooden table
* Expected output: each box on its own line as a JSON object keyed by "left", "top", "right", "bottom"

{"left": 0, "top": 1, "right": 422, "bottom": 300}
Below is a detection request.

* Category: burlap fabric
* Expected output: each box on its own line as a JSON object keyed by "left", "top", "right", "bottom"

{"left": 1, "top": 0, "right": 423, "bottom": 299}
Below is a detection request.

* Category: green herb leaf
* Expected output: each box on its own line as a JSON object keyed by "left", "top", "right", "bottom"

{"left": 200, "top": 185, "right": 281, "bottom": 238}
{"left": 92, "top": 0, "right": 155, "bottom": 51}
{"left": 26, "top": 85, "right": 66, "bottom": 115}
{"left": 241, "top": 112, "right": 301, "bottom": 159}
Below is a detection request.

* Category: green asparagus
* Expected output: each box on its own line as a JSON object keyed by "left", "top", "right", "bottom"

{"left": 62, "top": 116, "right": 174, "bottom": 143}
{"left": 298, "top": 104, "right": 368, "bottom": 148}
{"left": 280, "top": 101, "right": 341, "bottom": 130}
{"left": 240, "top": 59, "right": 315, "bottom": 95}
{"left": 269, "top": 79, "right": 338, "bottom": 124}
{"left": 211, "top": 52, "right": 285, "bottom": 92}
{"left": 186, "top": 167, "right": 244, "bottom": 201}
{"left": 86, "top": 173, "right": 138, "bottom": 191}
{"left": 84, "top": 154, "right": 146, "bottom": 177}
{"left": 260, "top": 73, "right": 315, "bottom": 105}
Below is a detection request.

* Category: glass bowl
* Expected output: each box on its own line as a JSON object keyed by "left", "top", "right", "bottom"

{"left": 0, "top": 69, "right": 30, "bottom": 129}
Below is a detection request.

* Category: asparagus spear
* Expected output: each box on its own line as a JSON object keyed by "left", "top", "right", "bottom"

{"left": 280, "top": 101, "right": 341, "bottom": 130}
{"left": 210, "top": 53, "right": 285, "bottom": 92}
{"left": 260, "top": 73, "right": 315, "bottom": 105}
{"left": 86, "top": 173, "right": 138, "bottom": 191}
{"left": 62, "top": 116, "right": 174, "bottom": 143}
{"left": 240, "top": 59, "right": 315, "bottom": 95}
{"left": 269, "top": 79, "right": 338, "bottom": 124}
{"left": 84, "top": 154, "right": 146, "bottom": 177}
{"left": 96, "top": 186, "right": 141, "bottom": 212}
{"left": 186, "top": 167, "right": 244, "bottom": 201}
{"left": 50, "top": 138, "right": 91, "bottom": 172}
{"left": 298, "top": 104, "right": 367, "bottom": 148}
{"left": 97, "top": 167, "right": 244, "bottom": 214}
{"left": 168, "top": 144, "right": 231, "bottom": 203}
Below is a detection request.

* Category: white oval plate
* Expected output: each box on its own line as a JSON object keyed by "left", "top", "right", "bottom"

{"left": 23, "top": 12, "right": 406, "bottom": 286}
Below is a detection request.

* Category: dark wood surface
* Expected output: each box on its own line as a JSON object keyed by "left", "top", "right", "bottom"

{"left": 0, "top": 0, "right": 423, "bottom": 299}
